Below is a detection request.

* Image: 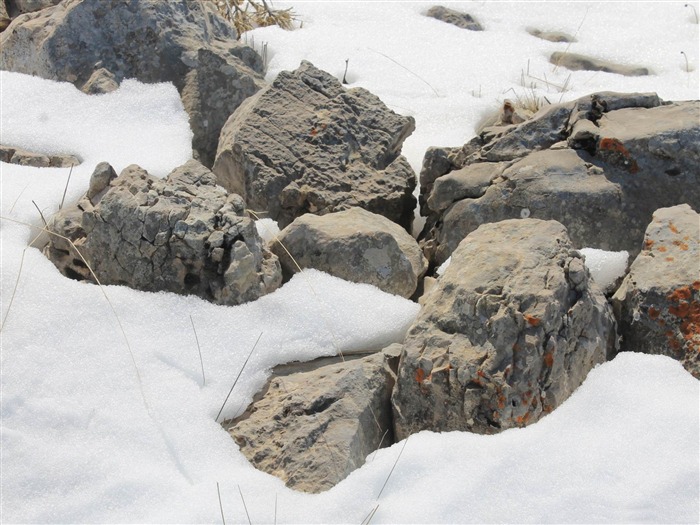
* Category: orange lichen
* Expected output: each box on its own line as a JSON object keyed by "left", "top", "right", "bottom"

{"left": 598, "top": 137, "right": 640, "bottom": 173}
{"left": 693, "top": 281, "right": 700, "bottom": 291}
{"left": 672, "top": 240, "right": 689, "bottom": 251}
{"left": 665, "top": 257, "right": 675, "bottom": 262}
{"left": 658, "top": 246, "right": 667, "bottom": 252}
{"left": 415, "top": 368, "right": 426, "bottom": 383}
{"left": 670, "top": 303, "right": 690, "bottom": 318}
{"left": 644, "top": 239, "right": 654, "bottom": 250}
{"left": 669, "top": 222, "right": 679, "bottom": 234}
{"left": 525, "top": 315, "right": 541, "bottom": 327}
{"left": 543, "top": 353, "right": 554, "bottom": 368}
{"left": 648, "top": 307, "right": 660, "bottom": 320}
{"left": 669, "top": 287, "right": 692, "bottom": 302}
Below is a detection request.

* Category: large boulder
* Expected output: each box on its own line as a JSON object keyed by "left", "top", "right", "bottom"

{"left": 227, "top": 346, "right": 400, "bottom": 493}
{"left": 392, "top": 219, "right": 616, "bottom": 438}
{"left": 612, "top": 205, "right": 699, "bottom": 378}
{"left": 45, "top": 159, "right": 282, "bottom": 306}
{"left": 213, "top": 60, "right": 417, "bottom": 231}
{"left": 0, "top": 0, "right": 265, "bottom": 166}
{"left": 420, "top": 93, "right": 700, "bottom": 265}
{"left": 271, "top": 208, "right": 427, "bottom": 298}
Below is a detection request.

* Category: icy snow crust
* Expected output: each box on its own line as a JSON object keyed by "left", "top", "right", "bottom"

{"left": 2, "top": 2, "right": 699, "bottom": 522}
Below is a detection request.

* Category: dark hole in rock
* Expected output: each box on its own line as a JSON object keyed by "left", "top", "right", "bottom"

{"left": 64, "top": 267, "right": 86, "bottom": 281}
{"left": 665, "top": 167, "right": 681, "bottom": 176}
{"left": 72, "top": 258, "right": 87, "bottom": 268}
{"left": 184, "top": 273, "right": 200, "bottom": 287}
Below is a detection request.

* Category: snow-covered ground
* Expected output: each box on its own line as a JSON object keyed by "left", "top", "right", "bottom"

{"left": 1, "top": 2, "right": 698, "bottom": 523}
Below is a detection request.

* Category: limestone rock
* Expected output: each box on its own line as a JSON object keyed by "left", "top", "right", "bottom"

{"left": 45, "top": 159, "right": 282, "bottom": 306}
{"left": 1, "top": 0, "right": 10, "bottom": 32}
{"left": 612, "top": 205, "right": 700, "bottom": 378}
{"left": 420, "top": 93, "right": 700, "bottom": 265}
{"left": 0, "top": 0, "right": 265, "bottom": 166}
{"left": 271, "top": 208, "right": 427, "bottom": 298}
{"left": 527, "top": 28, "right": 576, "bottom": 43}
{"left": 81, "top": 67, "right": 119, "bottom": 95}
{"left": 213, "top": 60, "right": 417, "bottom": 231}
{"left": 7, "top": 0, "right": 61, "bottom": 16}
{"left": 227, "top": 347, "right": 400, "bottom": 493}
{"left": 426, "top": 6, "right": 483, "bottom": 31}
{"left": 393, "top": 219, "right": 616, "bottom": 438}
{"left": 0, "top": 144, "right": 80, "bottom": 167}
{"left": 550, "top": 51, "right": 652, "bottom": 77}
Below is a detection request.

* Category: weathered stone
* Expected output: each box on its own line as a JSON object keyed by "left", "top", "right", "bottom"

{"left": 612, "top": 205, "right": 700, "bottom": 378}
{"left": 526, "top": 27, "right": 576, "bottom": 43}
{"left": 420, "top": 93, "right": 700, "bottom": 265}
{"left": 0, "top": 144, "right": 80, "bottom": 167}
{"left": 6, "top": 0, "right": 61, "bottom": 16}
{"left": 45, "top": 159, "right": 282, "bottom": 306}
{"left": 426, "top": 5, "right": 483, "bottom": 31}
{"left": 213, "top": 60, "right": 417, "bottom": 231}
{"left": 393, "top": 219, "right": 616, "bottom": 438}
{"left": 0, "top": 0, "right": 265, "bottom": 166}
{"left": 81, "top": 67, "right": 119, "bottom": 95}
{"left": 227, "top": 346, "right": 400, "bottom": 493}
{"left": 550, "top": 51, "right": 652, "bottom": 77}
{"left": 271, "top": 208, "right": 427, "bottom": 298}
{"left": 1, "top": 0, "right": 10, "bottom": 32}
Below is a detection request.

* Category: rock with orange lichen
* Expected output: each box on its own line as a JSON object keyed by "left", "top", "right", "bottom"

{"left": 392, "top": 219, "right": 617, "bottom": 438}
{"left": 612, "top": 204, "right": 700, "bottom": 378}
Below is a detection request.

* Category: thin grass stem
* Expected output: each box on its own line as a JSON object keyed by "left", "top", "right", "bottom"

{"left": 59, "top": 163, "right": 74, "bottom": 210}
{"left": 8, "top": 183, "right": 30, "bottom": 214}
{"left": 217, "top": 482, "right": 226, "bottom": 525}
{"left": 238, "top": 485, "right": 252, "bottom": 525}
{"left": 190, "top": 314, "right": 206, "bottom": 386}
{"left": 367, "top": 47, "right": 440, "bottom": 97}
{"left": 216, "top": 332, "right": 263, "bottom": 422}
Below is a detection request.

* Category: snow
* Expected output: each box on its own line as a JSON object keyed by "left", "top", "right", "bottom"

{"left": 581, "top": 248, "right": 629, "bottom": 291}
{"left": 2, "top": 2, "right": 699, "bottom": 523}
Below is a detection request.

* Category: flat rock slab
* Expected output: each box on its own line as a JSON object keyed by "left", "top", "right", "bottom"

{"left": 0, "top": 144, "right": 80, "bottom": 167}
{"left": 227, "top": 346, "right": 400, "bottom": 493}
{"left": 612, "top": 204, "right": 700, "bottom": 378}
{"left": 550, "top": 51, "right": 652, "bottom": 76}
{"left": 213, "top": 60, "right": 417, "bottom": 231}
{"left": 527, "top": 28, "right": 575, "bottom": 43}
{"left": 45, "top": 159, "right": 282, "bottom": 306}
{"left": 425, "top": 6, "right": 483, "bottom": 31}
{"left": 271, "top": 207, "right": 427, "bottom": 298}
{"left": 393, "top": 219, "right": 616, "bottom": 438}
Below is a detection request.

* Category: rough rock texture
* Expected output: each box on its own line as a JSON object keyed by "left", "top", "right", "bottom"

{"left": 392, "top": 219, "right": 616, "bottom": 438}
{"left": 6, "top": 0, "right": 61, "bottom": 17}
{"left": 612, "top": 205, "right": 700, "bottom": 378}
{"left": 526, "top": 27, "right": 575, "bottom": 43}
{"left": 227, "top": 346, "right": 401, "bottom": 493}
{"left": 425, "top": 5, "right": 483, "bottom": 31}
{"left": 271, "top": 208, "right": 427, "bottom": 298}
{"left": 81, "top": 67, "right": 119, "bottom": 95}
{"left": 420, "top": 93, "right": 700, "bottom": 265}
{"left": 0, "top": 144, "right": 80, "bottom": 167}
{"left": 1, "top": 1, "right": 10, "bottom": 31}
{"left": 0, "top": 0, "right": 265, "bottom": 166}
{"left": 550, "top": 52, "right": 652, "bottom": 77}
{"left": 213, "top": 60, "right": 417, "bottom": 231}
{"left": 44, "top": 159, "right": 282, "bottom": 306}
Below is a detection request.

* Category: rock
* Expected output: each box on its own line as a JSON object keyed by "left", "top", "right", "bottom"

{"left": 0, "top": 144, "right": 80, "bottom": 167}
{"left": 1, "top": 1, "right": 10, "bottom": 32}
{"left": 526, "top": 27, "right": 576, "bottom": 43}
{"left": 81, "top": 67, "right": 119, "bottom": 95}
{"left": 392, "top": 219, "right": 616, "bottom": 438}
{"left": 6, "top": 0, "right": 61, "bottom": 16}
{"left": 226, "top": 346, "right": 400, "bottom": 493}
{"left": 44, "top": 159, "right": 282, "bottom": 306}
{"left": 425, "top": 5, "right": 483, "bottom": 31}
{"left": 0, "top": 0, "right": 265, "bottom": 166}
{"left": 271, "top": 208, "right": 427, "bottom": 298}
{"left": 612, "top": 205, "right": 700, "bottom": 378}
{"left": 420, "top": 93, "right": 700, "bottom": 265}
{"left": 213, "top": 60, "right": 417, "bottom": 231}
{"left": 550, "top": 51, "right": 652, "bottom": 77}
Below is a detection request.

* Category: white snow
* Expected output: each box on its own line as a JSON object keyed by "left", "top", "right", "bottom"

{"left": 2, "top": 2, "right": 699, "bottom": 523}
{"left": 581, "top": 248, "right": 629, "bottom": 291}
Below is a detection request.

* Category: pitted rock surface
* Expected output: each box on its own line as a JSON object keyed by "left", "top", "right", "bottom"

{"left": 213, "top": 60, "right": 417, "bottom": 230}
{"left": 392, "top": 219, "right": 616, "bottom": 438}
{"left": 612, "top": 204, "right": 700, "bottom": 378}
{"left": 45, "top": 159, "right": 282, "bottom": 306}
{"left": 0, "top": 0, "right": 265, "bottom": 166}
{"left": 271, "top": 207, "right": 427, "bottom": 298}
{"left": 425, "top": 6, "right": 483, "bottom": 31}
{"left": 420, "top": 92, "right": 700, "bottom": 265}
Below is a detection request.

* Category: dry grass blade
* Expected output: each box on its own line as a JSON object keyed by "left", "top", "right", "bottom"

{"left": 217, "top": 482, "right": 226, "bottom": 525}
{"left": 274, "top": 493, "right": 277, "bottom": 525}
{"left": 238, "top": 485, "right": 252, "bottom": 525}
{"left": 367, "top": 47, "right": 440, "bottom": 97}
{"left": 0, "top": 230, "right": 43, "bottom": 332}
{"left": 59, "top": 163, "right": 74, "bottom": 211}
{"left": 216, "top": 332, "right": 263, "bottom": 422}
{"left": 360, "top": 504, "right": 379, "bottom": 525}
{"left": 377, "top": 436, "right": 409, "bottom": 499}
{"left": 552, "top": 6, "right": 589, "bottom": 73}
{"left": 31, "top": 200, "right": 48, "bottom": 227}
{"left": 190, "top": 314, "right": 206, "bottom": 386}
{"left": 8, "top": 183, "right": 30, "bottom": 214}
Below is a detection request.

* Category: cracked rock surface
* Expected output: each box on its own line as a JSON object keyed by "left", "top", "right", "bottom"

{"left": 392, "top": 219, "right": 616, "bottom": 438}
{"left": 45, "top": 159, "right": 282, "bottom": 306}
{"left": 213, "top": 60, "right": 417, "bottom": 231}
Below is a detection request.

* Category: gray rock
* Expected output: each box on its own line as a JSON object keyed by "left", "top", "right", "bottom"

{"left": 0, "top": 0, "right": 265, "bottom": 166}
{"left": 0, "top": 144, "right": 80, "bottom": 167}
{"left": 421, "top": 93, "right": 700, "bottom": 265}
{"left": 527, "top": 27, "right": 576, "bottom": 43}
{"left": 550, "top": 51, "right": 652, "bottom": 77}
{"left": 213, "top": 60, "right": 417, "bottom": 231}
{"left": 612, "top": 205, "right": 700, "bottom": 378}
{"left": 81, "top": 67, "right": 119, "bottom": 95}
{"left": 86, "top": 161, "right": 117, "bottom": 204}
{"left": 45, "top": 159, "right": 282, "bottom": 306}
{"left": 226, "top": 347, "right": 400, "bottom": 493}
{"left": 393, "top": 219, "right": 615, "bottom": 438}
{"left": 6, "top": 0, "right": 60, "bottom": 17}
{"left": 271, "top": 208, "right": 427, "bottom": 298}
{"left": 426, "top": 5, "right": 483, "bottom": 31}
{"left": 1, "top": 1, "right": 10, "bottom": 32}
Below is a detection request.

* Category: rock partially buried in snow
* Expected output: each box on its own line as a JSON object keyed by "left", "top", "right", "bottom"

{"left": 420, "top": 92, "right": 700, "bottom": 265}
{"left": 0, "top": 144, "right": 80, "bottom": 167}
{"left": 213, "top": 60, "right": 417, "bottom": 231}
{"left": 526, "top": 27, "right": 576, "bottom": 43}
{"left": 271, "top": 208, "right": 427, "bottom": 298}
{"left": 393, "top": 219, "right": 616, "bottom": 438}
{"left": 425, "top": 5, "right": 483, "bottom": 31}
{"left": 226, "top": 346, "right": 400, "bottom": 494}
{"left": 0, "top": 0, "right": 265, "bottom": 166}
{"left": 45, "top": 159, "right": 282, "bottom": 306}
{"left": 612, "top": 204, "right": 700, "bottom": 378}
{"left": 550, "top": 51, "right": 652, "bottom": 77}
